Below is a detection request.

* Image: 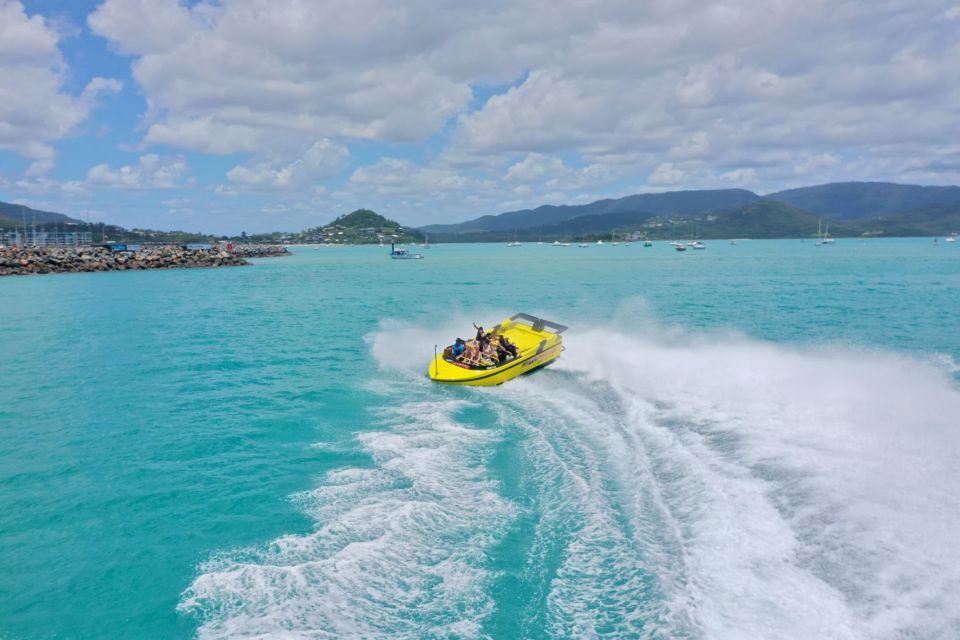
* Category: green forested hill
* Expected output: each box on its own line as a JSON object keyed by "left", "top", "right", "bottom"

{"left": 702, "top": 200, "right": 857, "bottom": 239}
{"left": 855, "top": 204, "right": 960, "bottom": 236}
{"left": 292, "top": 209, "right": 422, "bottom": 244}
{"left": 421, "top": 182, "right": 960, "bottom": 240}
{"left": 421, "top": 189, "right": 759, "bottom": 234}
{"left": 331, "top": 209, "right": 396, "bottom": 228}
{"left": 765, "top": 182, "right": 960, "bottom": 220}
{"left": 0, "top": 201, "right": 83, "bottom": 226}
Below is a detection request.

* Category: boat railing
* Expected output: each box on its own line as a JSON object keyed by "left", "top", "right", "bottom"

{"left": 510, "top": 313, "right": 568, "bottom": 334}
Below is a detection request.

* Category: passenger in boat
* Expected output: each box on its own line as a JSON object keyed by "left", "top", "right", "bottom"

{"left": 481, "top": 338, "right": 497, "bottom": 363}
{"left": 462, "top": 340, "right": 482, "bottom": 364}
{"left": 499, "top": 335, "right": 519, "bottom": 358}
{"left": 473, "top": 322, "right": 485, "bottom": 342}
{"left": 451, "top": 338, "right": 466, "bottom": 359}
{"left": 493, "top": 337, "right": 509, "bottom": 364}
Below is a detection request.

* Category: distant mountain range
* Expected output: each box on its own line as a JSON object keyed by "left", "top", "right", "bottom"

{"left": 421, "top": 188, "right": 760, "bottom": 235}
{"left": 421, "top": 182, "right": 960, "bottom": 240}
{"left": 766, "top": 182, "right": 960, "bottom": 219}
{"left": 4, "top": 181, "right": 960, "bottom": 241}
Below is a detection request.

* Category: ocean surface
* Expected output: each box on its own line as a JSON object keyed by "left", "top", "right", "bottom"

{"left": 2, "top": 239, "right": 959, "bottom": 639}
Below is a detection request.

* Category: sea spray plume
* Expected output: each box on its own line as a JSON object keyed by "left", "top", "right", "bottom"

{"left": 182, "top": 317, "right": 960, "bottom": 639}
{"left": 365, "top": 311, "right": 514, "bottom": 374}
{"left": 505, "top": 367, "right": 865, "bottom": 639}
{"left": 543, "top": 327, "right": 960, "bottom": 639}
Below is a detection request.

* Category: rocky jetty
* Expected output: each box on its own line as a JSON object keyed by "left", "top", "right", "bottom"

{"left": 0, "top": 245, "right": 250, "bottom": 276}
{"left": 229, "top": 244, "right": 291, "bottom": 258}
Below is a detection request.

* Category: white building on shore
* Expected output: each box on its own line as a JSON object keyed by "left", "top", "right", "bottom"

{"left": 1, "top": 230, "right": 93, "bottom": 247}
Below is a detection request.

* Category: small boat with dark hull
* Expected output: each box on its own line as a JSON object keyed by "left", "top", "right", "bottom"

{"left": 429, "top": 313, "right": 567, "bottom": 386}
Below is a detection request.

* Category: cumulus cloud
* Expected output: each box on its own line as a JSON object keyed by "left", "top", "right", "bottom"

{"left": 504, "top": 153, "right": 619, "bottom": 190}
{"left": 77, "top": 0, "right": 960, "bottom": 221}
{"left": 88, "top": 0, "right": 472, "bottom": 154}
{"left": 86, "top": 154, "right": 188, "bottom": 189}
{"left": 160, "top": 197, "right": 193, "bottom": 214}
{"left": 326, "top": 153, "right": 628, "bottom": 225}
{"left": 0, "top": 1, "right": 120, "bottom": 173}
{"left": 718, "top": 167, "right": 758, "bottom": 186}
{"left": 87, "top": 0, "right": 196, "bottom": 55}
{"left": 649, "top": 162, "right": 685, "bottom": 186}
{"left": 0, "top": 0, "right": 121, "bottom": 176}
{"left": 227, "top": 139, "right": 349, "bottom": 189}
{"left": 450, "top": 0, "right": 960, "bottom": 187}
{"left": 9, "top": 176, "right": 92, "bottom": 199}
{"left": 348, "top": 158, "right": 479, "bottom": 198}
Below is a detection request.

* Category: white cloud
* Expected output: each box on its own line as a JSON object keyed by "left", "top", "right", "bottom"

{"left": 323, "top": 152, "right": 631, "bottom": 225}
{"left": 670, "top": 132, "right": 711, "bottom": 160}
{"left": 0, "top": 1, "right": 120, "bottom": 173}
{"left": 456, "top": 70, "right": 611, "bottom": 154}
{"left": 450, "top": 0, "right": 960, "bottom": 188}
{"left": 86, "top": 154, "right": 188, "bottom": 189}
{"left": 347, "top": 157, "right": 479, "bottom": 199}
{"left": 504, "top": 154, "right": 568, "bottom": 183}
{"left": 719, "top": 168, "right": 758, "bottom": 185}
{"left": 648, "top": 162, "right": 685, "bottom": 186}
{"left": 792, "top": 153, "right": 842, "bottom": 175}
{"left": 226, "top": 139, "right": 349, "bottom": 189}
{"left": 10, "top": 176, "right": 92, "bottom": 199}
{"left": 74, "top": 0, "right": 960, "bottom": 226}
{"left": 504, "top": 153, "right": 620, "bottom": 190}
{"left": 87, "top": 0, "right": 197, "bottom": 55}
{"left": 88, "top": 0, "right": 472, "bottom": 154}
{"left": 161, "top": 197, "right": 193, "bottom": 214}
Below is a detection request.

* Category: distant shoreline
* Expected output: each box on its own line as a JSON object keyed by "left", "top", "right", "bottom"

{"left": 286, "top": 234, "right": 953, "bottom": 245}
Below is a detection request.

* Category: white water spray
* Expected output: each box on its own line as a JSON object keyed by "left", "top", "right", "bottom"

{"left": 183, "top": 315, "right": 960, "bottom": 639}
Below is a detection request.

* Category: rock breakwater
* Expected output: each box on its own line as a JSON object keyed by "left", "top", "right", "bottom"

{"left": 0, "top": 246, "right": 250, "bottom": 276}
{"left": 229, "top": 244, "right": 291, "bottom": 258}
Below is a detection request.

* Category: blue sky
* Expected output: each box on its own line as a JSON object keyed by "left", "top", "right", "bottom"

{"left": 1, "top": 0, "right": 959, "bottom": 234}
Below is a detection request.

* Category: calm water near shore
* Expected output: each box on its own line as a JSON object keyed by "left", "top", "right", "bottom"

{"left": 2, "top": 239, "right": 959, "bottom": 639}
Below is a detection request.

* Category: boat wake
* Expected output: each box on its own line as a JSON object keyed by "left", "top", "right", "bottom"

{"left": 181, "top": 316, "right": 960, "bottom": 639}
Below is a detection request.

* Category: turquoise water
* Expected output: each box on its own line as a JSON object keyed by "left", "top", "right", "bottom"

{"left": 1, "top": 239, "right": 959, "bottom": 639}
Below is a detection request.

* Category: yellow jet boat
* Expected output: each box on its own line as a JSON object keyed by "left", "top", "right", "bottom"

{"left": 429, "top": 313, "right": 568, "bottom": 386}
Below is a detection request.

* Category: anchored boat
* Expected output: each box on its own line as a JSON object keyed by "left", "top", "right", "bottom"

{"left": 429, "top": 313, "right": 568, "bottom": 386}
{"left": 390, "top": 242, "right": 423, "bottom": 259}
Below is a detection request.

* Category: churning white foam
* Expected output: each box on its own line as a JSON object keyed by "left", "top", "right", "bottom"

{"left": 519, "top": 327, "right": 960, "bottom": 639}
{"left": 180, "top": 394, "right": 516, "bottom": 639}
{"left": 183, "top": 315, "right": 960, "bottom": 639}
